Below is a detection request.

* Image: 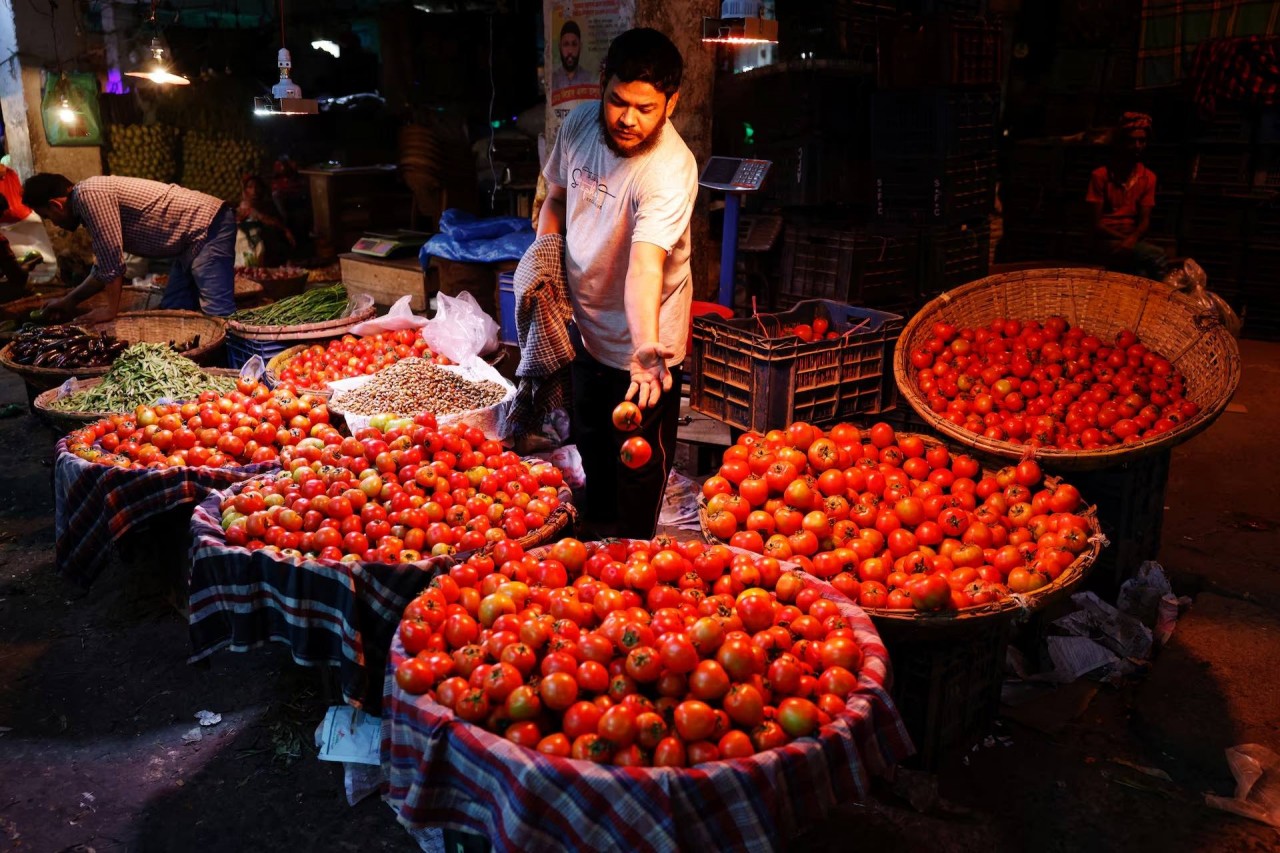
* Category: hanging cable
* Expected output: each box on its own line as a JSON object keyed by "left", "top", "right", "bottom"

{"left": 487, "top": 11, "right": 498, "bottom": 209}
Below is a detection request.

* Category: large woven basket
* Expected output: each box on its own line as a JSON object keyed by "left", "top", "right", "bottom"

{"left": 893, "top": 268, "right": 1241, "bottom": 471}
{"left": 32, "top": 367, "right": 241, "bottom": 433}
{"left": 264, "top": 344, "right": 332, "bottom": 398}
{"left": 698, "top": 429, "right": 1106, "bottom": 628}
{"left": 0, "top": 310, "right": 227, "bottom": 394}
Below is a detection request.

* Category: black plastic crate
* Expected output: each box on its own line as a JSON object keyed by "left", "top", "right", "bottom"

{"left": 879, "top": 15, "right": 1002, "bottom": 88}
{"left": 1190, "top": 107, "right": 1253, "bottom": 144}
{"left": 921, "top": 219, "right": 991, "bottom": 293}
{"left": 870, "top": 89, "right": 999, "bottom": 159}
{"left": 874, "top": 153, "right": 997, "bottom": 224}
{"left": 1249, "top": 200, "right": 1280, "bottom": 246}
{"left": 1180, "top": 241, "right": 1244, "bottom": 291}
{"left": 752, "top": 136, "right": 869, "bottom": 208}
{"left": 875, "top": 614, "right": 1013, "bottom": 770}
{"left": 1068, "top": 451, "right": 1171, "bottom": 600}
{"left": 1190, "top": 146, "right": 1252, "bottom": 191}
{"left": 1178, "top": 193, "right": 1253, "bottom": 242}
{"left": 1008, "top": 140, "right": 1064, "bottom": 189}
{"left": 1142, "top": 144, "right": 1188, "bottom": 192}
{"left": 689, "top": 300, "right": 904, "bottom": 433}
{"left": 1239, "top": 245, "right": 1280, "bottom": 291}
{"left": 778, "top": 222, "right": 919, "bottom": 309}
{"left": 1061, "top": 144, "right": 1107, "bottom": 195}
{"left": 1241, "top": 301, "right": 1280, "bottom": 341}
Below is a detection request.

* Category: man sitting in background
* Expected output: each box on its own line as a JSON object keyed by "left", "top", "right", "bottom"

{"left": 1086, "top": 112, "right": 1168, "bottom": 280}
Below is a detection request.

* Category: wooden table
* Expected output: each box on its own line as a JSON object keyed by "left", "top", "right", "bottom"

{"left": 298, "top": 165, "right": 415, "bottom": 255}
{"left": 339, "top": 253, "right": 428, "bottom": 311}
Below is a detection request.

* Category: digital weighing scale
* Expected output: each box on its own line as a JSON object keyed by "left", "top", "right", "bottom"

{"left": 698, "top": 157, "right": 772, "bottom": 307}
{"left": 350, "top": 230, "right": 433, "bottom": 259}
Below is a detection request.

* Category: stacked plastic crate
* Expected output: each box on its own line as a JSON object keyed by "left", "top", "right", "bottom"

{"left": 872, "top": 12, "right": 1002, "bottom": 305}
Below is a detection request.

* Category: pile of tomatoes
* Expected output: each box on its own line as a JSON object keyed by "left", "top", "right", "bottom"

{"left": 65, "top": 378, "right": 340, "bottom": 470}
{"left": 273, "top": 330, "right": 449, "bottom": 390}
{"left": 701, "top": 421, "right": 1094, "bottom": 612}
{"left": 394, "top": 537, "right": 865, "bottom": 766}
{"left": 216, "top": 419, "right": 566, "bottom": 563}
{"left": 905, "top": 318, "right": 1200, "bottom": 450}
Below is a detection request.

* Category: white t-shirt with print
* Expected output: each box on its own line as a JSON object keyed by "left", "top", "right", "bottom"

{"left": 542, "top": 101, "right": 698, "bottom": 371}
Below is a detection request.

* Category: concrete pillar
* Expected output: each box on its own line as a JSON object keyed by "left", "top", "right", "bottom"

{"left": 0, "top": 0, "right": 34, "bottom": 178}
{"left": 634, "top": 0, "right": 721, "bottom": 300}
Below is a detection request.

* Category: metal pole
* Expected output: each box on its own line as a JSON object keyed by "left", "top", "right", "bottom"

{"left": 0, "top": 0, "right": 34, "bottom": 178}
{"left": 718, "top": 191, "right": 739, "bottom": 308}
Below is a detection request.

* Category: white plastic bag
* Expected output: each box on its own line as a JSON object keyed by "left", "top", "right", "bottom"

{"left": 1205, "top": 745, "right": 1280, "bottom": 828}
{"left": 348, "top": 295, "right": 430, "bottom": 335}
{"left": 1164, "top": 258, "right": 1243, "bottom": 337}
{"left": 422, "top": 291, "right": 500, "bottom": 363}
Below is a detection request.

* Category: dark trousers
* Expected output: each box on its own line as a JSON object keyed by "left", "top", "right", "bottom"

{"left": 570, "top": 328, "right": 681, "bottom": 540}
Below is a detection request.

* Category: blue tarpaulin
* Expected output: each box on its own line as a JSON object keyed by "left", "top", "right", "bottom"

{"left": 419, "top": 209, "right": 535, "bottom": 269}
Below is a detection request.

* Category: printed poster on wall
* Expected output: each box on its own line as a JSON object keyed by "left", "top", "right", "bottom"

{"left": 545, "top": 0, "right": 635, "bottom": 145}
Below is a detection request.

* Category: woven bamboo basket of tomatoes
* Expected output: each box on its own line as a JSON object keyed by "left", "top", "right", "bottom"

{"left": 0, "top": 311, "right": 227, "bottom": 395}
{"left": 893, "top": 268, "right": 1241, "bottom": 471}
{"left": 384, "top": 538, "right": 910, "bottom": 850}
{"left": 32, "top": 368, "right": 242, "bottom": 433}
{"left": 698, "top": 426, "right": 1105, "bottom": 632}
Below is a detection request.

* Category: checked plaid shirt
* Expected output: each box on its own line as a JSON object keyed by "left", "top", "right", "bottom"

{"left": 70, "top": 176, "right": 228, "bottom": 281}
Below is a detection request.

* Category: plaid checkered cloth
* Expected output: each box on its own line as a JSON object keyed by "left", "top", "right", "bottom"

{"left": 1189, "top": 34, "right": 1280, "bottom": 114}
{"left": 186, "top": 483, "right": 452, "bottom": 711}
{"left": 1138, "top": 0, "right": 1280, "bottom": 88}
{"left": 53, "top": 439, "right": 276, "bottom": 587}
{"left": 499, "top": 233, "right": 574, "bottom": 439}
{"left": 382, "top": 573, "right": 914, "bottom": 852}
{"left": 70, "top": 176, "right": 229, "bottom": 281}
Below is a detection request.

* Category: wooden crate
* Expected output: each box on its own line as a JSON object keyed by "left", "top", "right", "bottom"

{"left": 339, "top": 253, "right": 428, "bottom": 311}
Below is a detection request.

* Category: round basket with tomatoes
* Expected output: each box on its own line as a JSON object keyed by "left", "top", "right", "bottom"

{"left": 698, "top": 421, "right": 1105, "bottom": 625}
{"left": 266, "top": 331, "right": 447, "bottom": 399}
{"left": 893, "top": 268, "right": 1241, "bottom": 470}
{"left": 62, "top": 379, "right": 344, "bottom": 471}
{"left": 193, "top": 418, "right": 574, "bottom": 565}
{"left": 384, "top": 536, "right": 911, "bottom": 852}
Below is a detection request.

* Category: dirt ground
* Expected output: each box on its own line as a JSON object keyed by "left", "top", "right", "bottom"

{"left": 1, "top": 341, "right": 1278, "bottom": 853}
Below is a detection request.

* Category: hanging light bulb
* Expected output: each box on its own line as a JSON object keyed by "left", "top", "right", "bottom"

{"left": 124, "top": 35, "right": 189, "bottom": 86}
{"left": 57, "top": 95, "right": 77, "bottom": 125}
{"left": 124, "top": 2, "right": 188, "bottom": 86}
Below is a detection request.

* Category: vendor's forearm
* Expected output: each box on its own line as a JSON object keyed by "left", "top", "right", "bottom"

{"left": 624, "top": 244, "right": 665, "bottom": 347}
{"left": 66, "top": 274, "right": 123, "bottom": 313}
{"left": 537, "top": 196, "right": 566, "bottom": 237}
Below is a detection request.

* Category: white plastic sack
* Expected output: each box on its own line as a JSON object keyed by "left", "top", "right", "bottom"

{"left": 421, "top": 291, "right": 500, "bottom": 363}
{"left": 348, "top": 295, "right": 431, "bottom": 335}
{"left": 1165, "top": 258, "right": 1243, "bottom": 337}
{"left": 1205, "top": 744, "right": 1280, "bottom": 828}
{"left": 330, "top": 356, "right": 516, "bottom": 438}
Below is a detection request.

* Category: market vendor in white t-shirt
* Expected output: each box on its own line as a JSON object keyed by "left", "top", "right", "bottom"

{"left": 537, "top": 27, "right": 698, "bottom": 539}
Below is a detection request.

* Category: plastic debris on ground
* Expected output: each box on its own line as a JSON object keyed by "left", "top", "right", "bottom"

{"left": 1001, "top": 562, "right": 1191, "bottom": 724}
{"left": 530, "top": 443, "right": 584, "bottom": 491}
{"left": 1205, "top": 744, "right": 1280, "bottom": 829}
{"left": 314, "top": 706, "right": 382, "bottom": 806}
{"left": 658, "top": 468, "right": 703, "bottom": 531}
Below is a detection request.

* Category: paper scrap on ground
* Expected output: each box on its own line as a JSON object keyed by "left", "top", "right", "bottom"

{"left": 195, "top": 710, "right": 222, "bottom": 727}
{"left": 316, "top": 705, "right": 381, "bottom": 766}
{"left": 181, "top": 728, "right": 203, "bottom": 744}
{"left": 1047, "top": 636, "right": 1120, "bottom": 682}
{"left": 659, "top": 468, "right": 702, "bottom": 531}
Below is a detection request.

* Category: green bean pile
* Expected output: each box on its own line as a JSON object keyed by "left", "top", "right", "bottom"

{"left": 50, "top": 343, "right": 237, "bottom": 412}
{"left": 231, "top": 284, "right": 350, "bottom": 326}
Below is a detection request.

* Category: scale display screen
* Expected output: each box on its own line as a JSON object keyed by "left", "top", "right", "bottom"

{"left": 698, "top": 157, "right": 772, "bottom": 192}
{"left": 351, "top": 230, "right": 432, "bottom": 258}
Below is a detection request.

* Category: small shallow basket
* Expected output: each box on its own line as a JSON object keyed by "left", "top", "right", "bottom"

{"left": 32, "top": 367, "right": 241, "bottom": 433}
{"left": 235, "top": 267, "right": 309, "bottom": 300}
{"left": 699, "top": 429, "right": 1106, "bottom": 628}
{"left": 0, "top": 310, "right": 227, "bottom": 394}
{"left": 225, "top": 300, "right": 378, "bottom": 343}
{"left": 894, "top": 268, "right": 1242, "bottom": 471}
